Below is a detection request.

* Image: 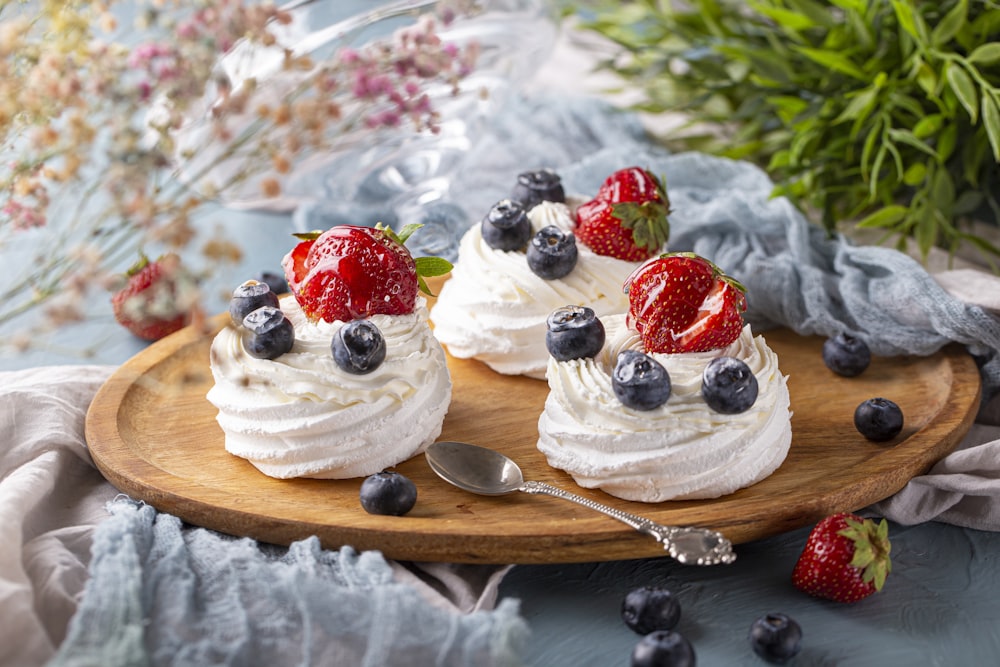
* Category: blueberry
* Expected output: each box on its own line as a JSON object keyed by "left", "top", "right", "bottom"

{"left": 621, "top": 585, "right": 681, "bottom": 635}
{"left": 630, "top": 630, "right": 696, "bottom": 667}
{"left": 229, "top": 280, "right": 280, "bottom": 326}
{"left": 701, "top": 356, "right": 759, "bottom": 414}
{"left": 823, "top": 332, "right": 871, "bottom": 377}
{"left": 527, "top": 225, "right": 578, "bottom": 280}
{"left": 258, "top": 271, "right": 289, "bottom": 296}
{"left": 613, "top": 351, "right": 671, "bottom": 411}
{"left": 242, "top": 306, "right": 294, "bottom": 360}
{"left": 748, "top": 613, "right": 803, "bottom": 664}
{"left": 854, "top": 397, "right": 903, "bottom": 442}
{"left": 511, "top": 168, "right": 565, "bottom": 210}
{"left": 481, "top": 199, "right": 531, "bottom": 251}
{"left": 332, "top": 319, "right": 386, "bottom": 374}
{"left": 545, "top": 306, "right": 605, "bottom": 361}
{"left": 359, "top": 470, "right": 417, "bottom": 516}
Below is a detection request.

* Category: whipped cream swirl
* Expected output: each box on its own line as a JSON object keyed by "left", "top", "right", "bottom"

{"left": 537, "top": 317, "right": 792, "bottom": 502}
{"left": 207, "top": 295, "right": 451, "bottom": 479}
{"left": 431, "top": 201, "right": 639, "bottom": 379}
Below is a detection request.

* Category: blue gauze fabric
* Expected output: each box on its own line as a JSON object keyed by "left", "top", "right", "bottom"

{"left": 48, "top": 499, "right": 528, "bottom": 667}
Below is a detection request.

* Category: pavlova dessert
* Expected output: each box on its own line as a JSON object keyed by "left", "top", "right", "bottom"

{"left": 536, "top": 252, "right": 793, "bottom": 502}
{"left": 431, "top": 166, "right": 671, "bottom": 379}
{"left": 206, "top": 223, "right": 453, "bottom": 479}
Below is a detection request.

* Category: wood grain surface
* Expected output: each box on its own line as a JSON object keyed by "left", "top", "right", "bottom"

{"left": 86, "top": 297, "right": 981, "bottom": 564}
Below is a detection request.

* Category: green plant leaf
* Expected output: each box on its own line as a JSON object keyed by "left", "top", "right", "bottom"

{"left": 890, "top": 0, "right": 930, "bottom": 45}
{"left": 932, "top": 0, "right": 968, "bottom": 47}
{"left": 982, "top": 94, "right": 1000, "bottom": 161}
{"left": 968, "top": 42, "right": 1000, "bottom": 65}
{"left": 903, "top": 162, "right": 927, "bottom": 186}
{"left": 828, "top": 0, "right": 866, "bottom": 12}
{"left": 834, "top": 87, "right": 878, "bottom": 125}
{"left": 945, "top": 61, "right": 979, "bottom": 122}
{"left": 791, "top": 45, "right": 867, "bottom": 80}
{"left": 856, "top": 204, "right": 908, "bottom": 229}
{"left": 912, "top": 113, "right": 944, "bottom": 139}
{"left": 748, "top": 0, "right": 815, "bottom": 32}
{"left": 887, "top": 128, "right": 938, "bottom": 159}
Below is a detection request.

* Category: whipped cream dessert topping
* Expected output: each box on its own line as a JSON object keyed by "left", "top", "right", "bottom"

{"left": 431, "top": 201, "right": 639, "bottom": 379}
{"left": 537, "top": 316, "right": 792, "bottom": 502}
{"left": 207, "top": 295, "right": 451, "bottom": 479}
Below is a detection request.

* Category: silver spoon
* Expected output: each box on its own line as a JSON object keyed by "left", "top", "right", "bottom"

{"left": 424, "top": 441, "right": 736, "bottom": 566}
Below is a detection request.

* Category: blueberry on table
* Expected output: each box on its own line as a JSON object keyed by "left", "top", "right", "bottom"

{"left": 621, "top": 585, "right": 681, "bottom": 635}
{"left": 630, "top": 630, "right": 696, "bottom": 667}
{"left": 748, "top": 612, "right": 803, "bottom": 664}
{"left": 527, "top": 225, "right": 578, "bottom": 280}
{"left": 613, "top": 351, "right": 671, "bottom": 411}
{"left": 359, "top": 471, "right": 417, "bottom": 516}
{"left": 229, "top": 280, "right": 280, "bottom": 325}
{"left": 481, "top": 199, "right": 531, "bottom": 251}
{"left": 332, "top": 319, "right": 387, "bottom": 374}
{"left": 241, "top": 306, "right": 294, "bottom": 360}
{"left": 854, "top": 397, "right": 903, "bottom": 442}
{"left": 510, "top": 168, "right": 565, "bottom": 211}
{"left": 545, "top": 305, "right": 605, "bottom": 361}
{"left": 823, "top": 332, "right": 871, "bottom": 377}
{"left": 701, "top": 356, "right": 759, "bottom": 414}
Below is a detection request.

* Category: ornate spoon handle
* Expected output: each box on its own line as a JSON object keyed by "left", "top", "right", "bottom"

{"left": 519, "top": 480, "right": 736, "bottom": 566}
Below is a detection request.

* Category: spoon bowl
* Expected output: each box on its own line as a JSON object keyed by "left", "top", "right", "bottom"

{"left": 424, "top": 441, "right": 736, "bottom": 566}
{"left": 425, "top": 440, "right": 524, "bottom": 495}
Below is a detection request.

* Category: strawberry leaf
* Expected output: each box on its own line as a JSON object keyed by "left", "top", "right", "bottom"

{"left": 292, "top": 230, "right": 323, "bottom": 241}
{"left": 414, "top": 256, "right": 453, "bottom": 278}
{"left": 414, "top": 256, "right": 453, "bottom": 296}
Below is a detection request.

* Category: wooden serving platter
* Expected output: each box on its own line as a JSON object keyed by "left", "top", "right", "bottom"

{"left": 86, "top": 303, "right": 981, "bottom": 564}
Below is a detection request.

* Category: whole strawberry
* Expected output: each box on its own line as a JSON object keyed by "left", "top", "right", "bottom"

{"left": 575, "top": 166, "right": 671, "bottom": 261}
{"left": 792, "top": 512, "right": 892, "bottom": 603}
{"left": 624, "top": 252, "right": 747, "bottom": 354}
{"left": 111, "top": 253, "right": 197, "bottom": 341}
{"left": 282, "top": 223, "right": 451, "bottom": 323}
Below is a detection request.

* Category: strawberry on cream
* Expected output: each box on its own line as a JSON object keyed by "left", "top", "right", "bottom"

{"left": 536, "top": 316, "right": 792, "bottom": 502}
{"left": 207, "top": 294, "right": 451, "bottom": 479}
{"left": 430, "top": 200, "right": 641, "bottom": 379}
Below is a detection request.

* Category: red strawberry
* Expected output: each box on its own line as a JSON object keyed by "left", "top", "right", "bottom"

{"left": 624, "top": 252, "right": 746, "bottom": 354}
{"left": 575, "top": 166, "right": 671, "bottom": 261}
{"left": 111, "top": 253, "right": 197, "bottom": 341}
{"left": 282, "top": 223, "right": 451, "bottom": 323}
{"left": 792, "top": 512, "right": 892, "bottom": 603}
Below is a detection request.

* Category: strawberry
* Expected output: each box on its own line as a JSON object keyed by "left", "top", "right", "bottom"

{"left": 282, "top": 223, "right": 451, "bottom": 323}
{"left": 792, "top": 512, "right": 892, "bottom": 603}
{"left": 111, "top": 253, "right": 197, "bottom": 341}
{"left": 575, "top": 166, "right": 671, "bottom": 261}
{"left": 624, "top": 252, "right": 746, "bottom": 354}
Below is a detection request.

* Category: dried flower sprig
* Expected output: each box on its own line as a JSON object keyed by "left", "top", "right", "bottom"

{"left": 0, "top": 0, "right": 478, "bottom": 353}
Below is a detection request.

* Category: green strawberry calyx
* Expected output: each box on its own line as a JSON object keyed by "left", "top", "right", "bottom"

{"left": 611, "top": 199, "right": 671, "bottom": 253}
{"left": 839, "top": 516, "right": 892, "bottom": 592}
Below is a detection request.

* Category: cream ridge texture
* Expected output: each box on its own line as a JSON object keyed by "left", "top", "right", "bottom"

{"left": 430, "top": 201, "right": 639, "bottom": 379}
{"left": 207, "top": 295, "right": 451, "bottom": 479}
{"left": 537, "top": 316, "right": 792, "bottom": 502}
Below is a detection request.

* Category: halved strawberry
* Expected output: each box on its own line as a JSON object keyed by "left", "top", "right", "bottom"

{"left": 575, "top": 166, "right": 671, "bottom": 261}
{"left": 792, "top": 512, "right": 892, "bottom": 603}
{"left": 624, "top": 252, "right": 746, "bottom": 354}
{"left": 111, "top": 253, "right": 198, "bottom": 341}
{"left": 282, "top": 223, "right": 451, "bottom": 323}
